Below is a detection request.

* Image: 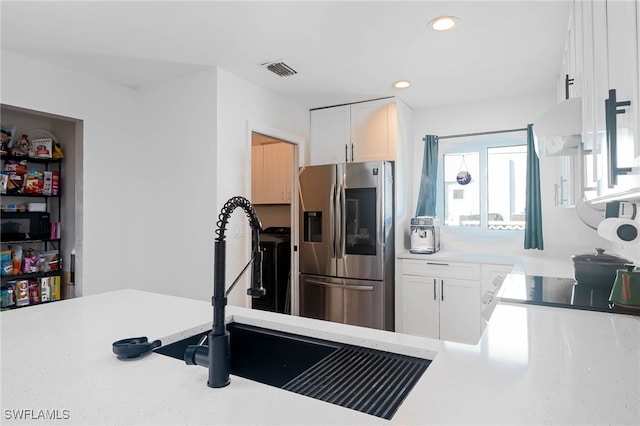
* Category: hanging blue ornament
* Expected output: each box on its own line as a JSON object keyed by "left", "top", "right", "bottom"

{"left": 456, "top": 170, "right": 472, "bottom": 185}
{"left": 456, "top": 155, "right": 472, "bottom": 185}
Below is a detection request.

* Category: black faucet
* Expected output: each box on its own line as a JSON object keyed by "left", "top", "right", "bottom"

{"left": 184, "top": 196, "right": 264, "bottom": 387}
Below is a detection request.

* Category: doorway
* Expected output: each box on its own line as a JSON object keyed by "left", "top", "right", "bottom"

{"left": 250, "top": 132, "right": 297, "bottom": 315}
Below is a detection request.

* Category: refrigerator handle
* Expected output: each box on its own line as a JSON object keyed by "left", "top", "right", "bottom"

{"left": 304, "top": 279, "right": 374, "bottom": 291}
{"left": 338, "top": 183, "right": 346, "bottom": 259}
{"left": 330, "top": 183, "right": 336, "bottom": 259}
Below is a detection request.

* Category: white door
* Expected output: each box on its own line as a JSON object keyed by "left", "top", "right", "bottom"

{"left": 401, "top": 274, "right": 439, "bottom": 339}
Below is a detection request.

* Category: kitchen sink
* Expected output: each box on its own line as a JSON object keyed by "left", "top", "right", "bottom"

{"left": 154, "top": 322, "right": 431, "bottom": 420}
{"left": 155, "top": 322, "right": 340, "bottom": 387}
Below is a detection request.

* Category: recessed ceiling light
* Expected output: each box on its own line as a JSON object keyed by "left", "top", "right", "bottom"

{"left": 393, "top": 80, "right": 411, "bottom": 89}
{"left": 429, "top": 15, "right": 459, "bottom": 31}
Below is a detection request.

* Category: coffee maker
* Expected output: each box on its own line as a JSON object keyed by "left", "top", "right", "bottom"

{"left": 410, "top": 216, "right": 440, "bottom": 254}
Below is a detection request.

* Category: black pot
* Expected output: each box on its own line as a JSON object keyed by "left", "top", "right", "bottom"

{"left": 571, "top": 248, "right": 631, "bottom": 288}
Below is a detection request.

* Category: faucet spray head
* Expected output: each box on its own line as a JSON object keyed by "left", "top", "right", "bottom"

{"left": 247, "top": 247, "right": 265, "bottom": 298}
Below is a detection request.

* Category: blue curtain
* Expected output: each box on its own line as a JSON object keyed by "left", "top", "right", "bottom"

{"left": 524, "top": 124, "right": 544, "bottom": 250}
{"left": 415, "top": 135, "right": 438, "bottom": 217}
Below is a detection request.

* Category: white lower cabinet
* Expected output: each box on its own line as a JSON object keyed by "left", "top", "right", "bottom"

{"left": 400, "top": 260, "right": 481, "bottom": 344}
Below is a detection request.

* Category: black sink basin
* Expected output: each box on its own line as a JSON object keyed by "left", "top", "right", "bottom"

{"left": 155, "top": 322, "right": 431, "bottom": 420}
{"left": 155, "top": 322, "right": 340, "bottom": 387}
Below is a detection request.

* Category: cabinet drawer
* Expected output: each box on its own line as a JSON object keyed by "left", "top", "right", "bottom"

{"left": 402, "top": 259, "right": 480, "bottom": 279}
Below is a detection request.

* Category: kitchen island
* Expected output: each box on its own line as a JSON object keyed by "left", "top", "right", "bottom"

{"left": 1, "top": 286, "right": 638, "bottom": 425}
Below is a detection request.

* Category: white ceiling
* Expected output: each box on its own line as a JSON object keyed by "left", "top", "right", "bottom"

{"left": 0, "top": 1, "right": 572, "bottom": 110}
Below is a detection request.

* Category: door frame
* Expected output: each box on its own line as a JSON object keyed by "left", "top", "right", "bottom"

{"left": 247, "top": 121, "right": 304, "bottom": 315}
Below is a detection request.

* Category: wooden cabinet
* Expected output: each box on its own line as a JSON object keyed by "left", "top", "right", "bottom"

{"left": 251, "top": 142, "right": 293, "bottom": 205}
{"left": 308, "top": 98, "right": 397, "bottom": 166}
{"left": 399, "top": 259, "right": 482, "bottom": 344}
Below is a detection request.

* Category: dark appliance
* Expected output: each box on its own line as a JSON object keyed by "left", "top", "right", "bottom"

{"left": 1, "top": 211, "right": 51, "bottom": 240}
{"left": 571, "top": 248, "right": 631, "bottom": 289}
{"left": 252, "top": 227, "right": 291, "bottom": 314}
{"left": 298, "top": 161, "right": 394, "bottom": 331}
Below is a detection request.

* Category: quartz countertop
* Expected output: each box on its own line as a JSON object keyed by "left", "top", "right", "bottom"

{"left": 397, "top": 250, "right": 575, "bottom": 278}
{"left": 1, "top": 289, "right": 638, "bottom": 425}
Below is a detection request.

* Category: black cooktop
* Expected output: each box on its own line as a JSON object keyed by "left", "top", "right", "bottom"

{"left": 498, "top": 275, "right": 640, "bottom": 317}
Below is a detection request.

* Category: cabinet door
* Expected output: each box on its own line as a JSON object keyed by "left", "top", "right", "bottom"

{"left": 603, "top": 0, "right": 639, "bottom": 192}
{"left": 309, "top": 106, "right": 350, "bottom": 166}
{"left": 581, "top": 0, "right": 598, "bottom": 192}
{"left": 570, "top": 0, "right": 584, "bottom": 99}
{"left": 254, "top": 142, "right": 294, "bottom": 204}
{"left": 592, "top": 0, "right": 609, "bottom": 191}
{"left": 439, "top": 278, "right": 481, "bottom": 344}
{"left": 262, "top": 144, "right": 281, "bottom": 203}
{"left": 351, "top": 99, "right": 396, "bottom": 163}
{"left": 401, "top": 275, "right": 439, "bottom": 339}
{"left": 553, "top": 156, "right": 575, "bottom": 207}
{"left": 562, "top": 0, "right": 583, "bottom": 100}
{"left": 586, "top": 0, "right": 640, "bottom": 200}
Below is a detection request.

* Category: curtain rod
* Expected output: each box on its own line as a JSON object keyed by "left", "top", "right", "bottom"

{"left": 437, "top": 127, "right": 528, "bottom": 140}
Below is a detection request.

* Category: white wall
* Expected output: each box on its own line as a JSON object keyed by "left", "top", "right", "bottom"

{"left": 215, "top": 68, "right": 308, "bottom": 307}
{"left": 412, "top": 92, "right": 621, "bottom": 262}
{"left": 1, "top": 50, "right": 137, "bottom": 297}
{"left": 2, "top": 52, "right": 309, "bottom": 305}
{"left": 132, "top": 68, "right": 218, "bottom": 301}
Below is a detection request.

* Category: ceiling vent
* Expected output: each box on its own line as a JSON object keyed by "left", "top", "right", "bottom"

{"left": 262, "top": 61, "right": 297, "bottom": 77}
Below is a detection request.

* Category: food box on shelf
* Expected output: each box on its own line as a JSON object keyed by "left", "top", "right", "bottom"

{"left": 27, "top": 202, "right": 46, "bottom": 212}
{"left": 30, "top": 138, "right": 53, "bottom": 158}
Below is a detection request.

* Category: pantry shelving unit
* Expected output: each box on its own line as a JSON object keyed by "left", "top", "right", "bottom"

{"left": 1, "top": 153, "right": 63, "bottom": 308}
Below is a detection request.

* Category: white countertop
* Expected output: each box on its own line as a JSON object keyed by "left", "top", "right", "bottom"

{"left": 1, "top": 289, "right": 638, "bottom": 425}
{"left": 397, "top": 250, "right": 576, "bottom": 278}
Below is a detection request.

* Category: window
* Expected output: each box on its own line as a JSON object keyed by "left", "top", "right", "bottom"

{"left": 439, "top": 132, "right": 527, "bottom": 231}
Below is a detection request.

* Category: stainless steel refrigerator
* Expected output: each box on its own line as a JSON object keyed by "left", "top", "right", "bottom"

{"left": 298, "top": 161, "right": 394, "bottom": 331}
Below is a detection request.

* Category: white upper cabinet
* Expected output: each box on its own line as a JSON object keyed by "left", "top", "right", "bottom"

{"left": 577, "top": 0, "right": 640, "bottom": 202}
{"left": 308, "top": 98, "right": 397, "bottom": 166}
{"left": 600, "top": 0, "right": 640, "bottom": 197}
